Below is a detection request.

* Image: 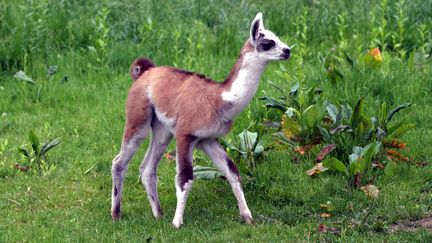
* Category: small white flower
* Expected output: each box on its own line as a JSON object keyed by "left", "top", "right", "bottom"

{"left": 2, "top": 113, "right": 6, "bottom": 117}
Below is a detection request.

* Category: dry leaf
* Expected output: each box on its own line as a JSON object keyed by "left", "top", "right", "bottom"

{"left": 386, "top": 149, "right": 409, "bottom": 161}
{"left": 164, "top": 150, "right": 176, "bottom": 161}
{"left": 318, "top": 223, "right": 327, "bottom": 232}
{"left": 15, "top": 163, "right": 29, "bottom": 172}
{"left": 306, "top": 162, "right": 328, "bottom": 176}
{"left": 318, "top": 224, "right": 340, "bottom": 235}
{"left": 353, "top": 173, "right": 362, "bottom": 188}
{"left": 361, "top": 184, "right": 380, "bottom": 198}
{"left": 320, "top": 213, "right": 331, "bottom": 218}
{"left": 383, "top": 138, "right": 406, "bottom": 149}
{"left": 320, "top": 201, "right": 335, "bottom": 212}
{"left": 294, "top": 146, "right": 306, "bottom": 156}
{"left": 316, "top": 144, "right": 336, "bottom": 162}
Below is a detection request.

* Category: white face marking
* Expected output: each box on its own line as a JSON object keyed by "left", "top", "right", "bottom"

{"left": 221, "top": 52, "right": 266, "bottom": 120}
{"left": 250, "top": 12, "right": 291, "bottom": 61}
{"left": 257, "top": 29, "right": 290, "bottom": 61}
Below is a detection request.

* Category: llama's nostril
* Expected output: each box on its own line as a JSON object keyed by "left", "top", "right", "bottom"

{"left": 282, "top": 48, "right": 291, "bottom": 55}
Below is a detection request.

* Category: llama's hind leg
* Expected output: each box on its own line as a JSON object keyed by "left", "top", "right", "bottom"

{"left": 139, "top": 118, "right": 172, "bottom": 218}
{"left": 111, "top": 86, "right": 152, "bottom": 220}
{"left": 198, "top": 139, "right": 254, "bottom": 224}
{"left": 111, "top": 121, "right": 150, "bottom": 220}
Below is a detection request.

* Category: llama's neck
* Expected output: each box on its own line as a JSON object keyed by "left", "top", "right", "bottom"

{"left": 221, "top": 40, "right": 267, "bottom": 120}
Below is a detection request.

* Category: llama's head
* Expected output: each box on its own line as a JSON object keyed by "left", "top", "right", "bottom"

{"left": 250, "top": 12, "right": 291, "bottom": 61}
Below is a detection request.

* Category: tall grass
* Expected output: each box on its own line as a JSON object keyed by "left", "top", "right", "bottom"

{"left": 0, "top": 0, "right": 431, "bottom": 241}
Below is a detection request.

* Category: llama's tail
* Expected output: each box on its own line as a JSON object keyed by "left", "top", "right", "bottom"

{"left": 130, "top": 57, "right": 155, "bottom": 81}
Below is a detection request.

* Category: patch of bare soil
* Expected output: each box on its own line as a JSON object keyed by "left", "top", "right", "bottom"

{"left": 389, "top": 214, "right": 432, "bottom": 233}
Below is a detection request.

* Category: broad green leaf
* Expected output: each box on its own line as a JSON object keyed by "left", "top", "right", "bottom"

{"left": 273, "top": 132, "right": 296, "bottom": 146}
{"left": 193, "top": 166, "right": 223, "bottom": 180}
{"left": 253, "top": 143, "right": 264, "bottom": 156}
{"left": 386, "top": 103, "right": 411, "bottom": 124}
{"left": 259, "top": 97, "right": 286, "bottom": 111}
{"left": 302, "top": 102, "right": 326, "bottom": 130}
{"left": 351, "top": 97, "right": 364, "bottom": 132}
{"left": 40, "top": 138, "right": 61, "bottom": 155}
{"left": 285, "top": 107, "right": 299, "bottom": 118}
{"left": 281, "top": 115, "right": 301, "bottom": 139}
{"left": 349, "top": 146, "right": 363, "bottom": 163}
{"left": 388, "top": 123, "right": 415, "bottom": 138}
{"left": 29, "top": 131, "right": 40, "bottom": 155}
{"left": 379, "top": 102, "right": 387, "bottom": 127}
{"left": 239, "top": 130, "right": 259, "bottom": 152}
{"left": 360, "top": 142, "right": 381, "bottom": 173}
{"left": 306, "top": 87, "right": 316, "bottom": 105}
{"left": 13, "top": 71, "right": 35, "bottom": 84}
{"left": 326, "top": 103, "right": 339, "bottom": 123}
{"left": 341, "top": 104, "right": 352, "bottom": 121}
{"left": 267, "top": 80, "right": 285, "bottom": 93}
{"left": 17, "top": 147, "right": 30, "bottom": 158}
{"left": 318, "top": 125, "right": 330, "bottom": 142}
{"left": 289, "top": 82, "right": 300, "bottom": 95}
{"left": 349, "top": 160, "right": 361, "bottom": 175}
{"left": 358, "top": 157, "right": 368, "bottom": 174}
{"left": 322, "top": 157, "right": 348, "bottom": 175}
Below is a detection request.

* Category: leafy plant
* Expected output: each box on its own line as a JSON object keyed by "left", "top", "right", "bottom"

{"left": 17, "top": 131, "right": 61, "bottom": 175}
{"left": 193, "top": 166, "right": 224, "bottom": 180}
{"left": 223, "top": 129, "right": 264, "bottom": 175}
{"left": 261, "top": 84, "right": 327, "bottom": 148}
{"left": 13, "top": 71, "right": 35, "bottom": 84}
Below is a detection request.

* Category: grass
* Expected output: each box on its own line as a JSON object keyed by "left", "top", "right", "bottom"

{"left": 1, "top": 0, "right": 432, "bottom": 241}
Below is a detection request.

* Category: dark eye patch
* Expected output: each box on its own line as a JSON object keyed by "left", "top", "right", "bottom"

{"left": 258, "top": 39, "right": 275, "bottom": 52}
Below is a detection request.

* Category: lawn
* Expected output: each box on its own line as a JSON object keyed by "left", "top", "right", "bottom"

{"left": 1, "top": 0, "right": 432, "bottom": 241}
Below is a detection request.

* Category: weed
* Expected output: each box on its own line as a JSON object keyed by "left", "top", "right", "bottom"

{"left": 17, "top": 131, "right": 61, "bottom": 175}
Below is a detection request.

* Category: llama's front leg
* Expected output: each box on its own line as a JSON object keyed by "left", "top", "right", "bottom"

{"left": 198, "top": 139, "right": 254, "bottom": 224}
{"left": 139, "top": 118, "right": 172, "bottom": 218}
{"left": 172, "top": 135, "right": 197, "bottom": 228}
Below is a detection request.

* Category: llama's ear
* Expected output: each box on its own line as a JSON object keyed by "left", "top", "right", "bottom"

{"left": 250, "top": 12, "right": 264, "bottom": 45}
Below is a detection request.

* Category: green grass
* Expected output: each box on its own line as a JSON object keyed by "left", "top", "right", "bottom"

{"left": 1, "top": 0, "right": 432, "bottom": 241}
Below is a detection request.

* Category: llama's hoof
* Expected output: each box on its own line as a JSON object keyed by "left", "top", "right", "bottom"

{"left": 111, "top": 212, "right": 121, "bottom": 221}
{"left": 153, "top": 210, "right": 164, "bottom": 219}
{"left": 111, "top": 206, "right": 121, "bottom": 220}
{"left": 172, "top": 218, "right": 183, "bottom": 228}
{"left": 242, "top": 214, "right": 255, "bottom": 225}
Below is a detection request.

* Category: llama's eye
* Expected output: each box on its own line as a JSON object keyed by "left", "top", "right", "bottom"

{"left": 261, "top": 39, "right": 275, "bottom": 51}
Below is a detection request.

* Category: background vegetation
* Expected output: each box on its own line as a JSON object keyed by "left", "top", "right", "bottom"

{"left": 1, "top": 0, "right": 431, "bottom": 241}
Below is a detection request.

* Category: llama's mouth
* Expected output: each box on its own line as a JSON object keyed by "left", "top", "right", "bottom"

{"left": 280, "top": 53, "right": 290, "bottom": 60}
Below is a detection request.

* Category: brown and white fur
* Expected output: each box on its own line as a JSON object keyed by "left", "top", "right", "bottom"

{"left": 111, "top": 12, "right": 290, "bottom": 228}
